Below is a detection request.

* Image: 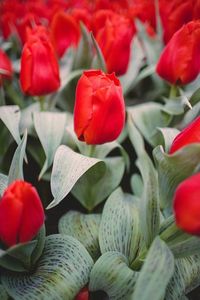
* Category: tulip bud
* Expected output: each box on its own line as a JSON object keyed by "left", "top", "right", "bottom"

{"left": 156, "top": 21, "right": 200, "bottom": 85}
{"left": 0, "top": 48, "right": 13, "bottom": 86}
{"left": 75, "top": 287, "right": 89, "bottom": 300}
{"left": 0, "top": 180, "right": 45, "bottom": 247}
{"left": 74, "top": 70, "right": 125, "bottom": 145}
{"left": 169, "top": 116, "right": 200, "bottom": 154}
{"left": 20, "top": 25, "right": 60, "bottom": 96}
{"left": 94, "top": 11, "right": 135, "bottom": 75}
{"left": 173, "top": 173, "right": 200, "bottom": 236}
{"left": 50, "top": 11, "right": 80, "bottom": 58}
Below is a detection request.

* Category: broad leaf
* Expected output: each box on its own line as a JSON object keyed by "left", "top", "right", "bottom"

{"left": 132, "top": 237, "right": 174, "bottom": 300}
{"left": 153, "top": 144, "right": 200, "bottom": 210}
{"left": 8, "top": 130, "right": 27, "bottom": 184}
{"left": 33, "top": 112, "right": 66, "bottom": 179}
{"left": 0, "top": 173, "right": 8, "bottom": 196}
{"left": 72, "top": 157, "right": 125, "bottom": 210}
{"left": 154, "top": 127, "right": 180, "bottom": 153}
{"left": 0, "top": 284, "right": 8, "bottom": 300}
{"left": 59, "top": 211, "right": 101, "bottom": 260}
{"left": 99, "top": 188, "right": 141, "bottom": 264}
{"left": 0, "top": 105, "right": 21, "bottom": 145}
{"left": 1, "top": 235, "right": 93, "bottom": 300}
{"left": 48, "top": 145, "right": 103, "bottom": 209}
{"left": 89, "top": 252, "right": 138, "bottom": 300}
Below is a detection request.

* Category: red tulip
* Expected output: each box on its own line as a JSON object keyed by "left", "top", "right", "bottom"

{"left": 173, "top": 173, "right": 200, "bottom": 236}
{"left": 169, "top": 116, "right": 200, "bottom": 154}
{"left": 75, "top": 287, "right": 89, "bottom": 300}
{"left": 50, "top": 11, "right": 80, "bottom": 58}
{"left": 0, "top": 48, "right": 13, "bottom": 86}
{"left": 94, "top": 11, "right": 135, "bottom": 75}
{"left": 0, "top": 180, "right": 45, "bottom": 247}
{"left": 20, "top": 25, "right": 60, "bottom": 96}
{"left": 159, "top": 0, "right": 193, "bottom": 44}
{"left": 74, "top": 70, "right": 125, "bottom": 145}
{"left": 156, "top": 21, "right": 200, "bottom": 85}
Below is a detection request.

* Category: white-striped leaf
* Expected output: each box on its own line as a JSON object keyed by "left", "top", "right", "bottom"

{"left": 59, "top": 211, "right": 101, "bottom": 260}
{"left": 89, "top": 252, "right": 138, "bottom": 300}
{"left": 33, "top": 112, "right": 66, "bottom": 179}
{"left": 72, "top": 157, "right": 125, "bottom": 211}
{"left": 99, "top": 188, "right": 141, "bottom": 264}
{"left": 8, "top": 130, "right": 27, "bottom": 184}
{"left": 0, "top": 105, "right": 21, "bottom": 145}
{"left": 48, "top": 145, "right": 103, "bottom": 209}
{"left": 0, "top": 173, "right": 8, "bottom": 196}
{"left": 132, "top": 237, "right": 174, "bottom": 300}
{"left": 1, "top": 235, "right": 93, "bottom": 300}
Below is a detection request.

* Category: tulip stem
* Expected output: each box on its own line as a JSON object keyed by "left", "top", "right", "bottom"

{"left": 39, "top": 96, "right": 45, "bottom": 111}
{"left": 169, "top": 85, "right": 178, "bottom": 99}
{"left": 88, "top": 145, "right": 96, "bottom": 157}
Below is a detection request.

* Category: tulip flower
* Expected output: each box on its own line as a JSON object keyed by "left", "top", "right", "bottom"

{"left": 20, "top": 25, "right": 60, "bottom": 96}
{"left": 94, "top": 11, "right": 135, "bottom": 75}
{"left": 74, "top": 70, "right": 125, "bottom": 145}
{"left": 156, "top": 21, "right": 200, "bottom": 85}
{"left": 0, "top": 48, "right": 12, "bottom": 86}
{"left": 50, "top": 11, "right": 80, "bottom": 58}
{"left": 0, "top": 180, "right": 45, "bottom": 247}
{"left": 169, "top": 116, "right": 200, "bottom": 154}
{"left": 75, "top": 287, "right": 89, "bottom": 300}
{"left": 173, "top": 173, "right": 200, "bottom": 236}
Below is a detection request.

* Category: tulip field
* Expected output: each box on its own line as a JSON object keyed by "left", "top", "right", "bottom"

{"left": 1, "top": 0, "right": 200, "bottom": 299}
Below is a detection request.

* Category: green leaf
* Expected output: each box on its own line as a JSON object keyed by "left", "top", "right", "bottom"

{"left": 130, "top": 174, "right": 143, "bottom": 197}
{"left": 89, "top": 252, "right": 138, "bottom": 300}
{"left": 154, "top": 127, "right": 180, "bottom": 153}
{"left": 132, "top": 237, "right": 174, "bottom": 300}
{"left": 99, "top": 188, "right": 141, "bottom": 264}
{"left": 19, "top": 103, "right": 40, "bottom": 135}
{"left": 0, "top": 105, "right": 21, "bottom": 145}
{"left": 31, "top": 225, "right": 46, "bottom": 265}
{"left": 1, "top": 235, "right": 93, "bottom": 300}
{"left": 8, "top": 130, "right": 27, "bottom": 184}
{"left": 0, "top": 284, "right": 9, "bottom": 300}
{"left": 127, "top": 103, "right": 171, "bottom": 147}
{"left": 120, "top": 37, "right": 145, "bottom": 95}
{"left": 91, "top": 33, "right": 107, "bottom": 72}
{"left": 165, "top": 254, "right": 200, "bottom": 300}
{"left": 33, "top": 112, "right": 66, "bottom": 179}
{"left": 0, "top": 173, "right": 8, "bottom": 196}
{"left": 48, "top": 145, "right": 103, "bottom": 209}
{"left": 59, "top": 211, "right": 101, "bottom": 260}
{"left": 127, "top": 112, "right": 145, "bottom": 157}
{"left": 0, "top": 240, "right": 37, "bottom": 272}
{"left": 72, "top": 157, "right": 125, "bottom": 210}
{"left": 136, "top": 154, "right": 160, "bottom": 247}
{"left": 153, "top": 144, "right": 200, "bottom": 210}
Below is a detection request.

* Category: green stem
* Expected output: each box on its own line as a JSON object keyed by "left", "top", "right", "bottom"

{"left": 169, "top": 84, "right": 178, "bottom": 99}
{"left": 39, "top": 96, "right": 45, "bottom": 111}
{"left": 130, "top": 249, "right": 147, "bottom": 271}
{"left": 88, "top": 144, "right": 96, "bottom": 157}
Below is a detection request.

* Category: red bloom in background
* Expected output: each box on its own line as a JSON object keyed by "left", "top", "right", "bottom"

{"left": 159, "top": 0, "right": 193, "bottom": 44}
{"left": 169, "top": 116, "right": 200, "bottom": 154}
{"left": 0, "top": 180, "right": 45, "bottom": 247}
{"left": 156, "top": 21, "right": 200, "bottom": 85}
{"left": 0, "top": 48, "right": 13, "bottom": 86}
{"left": 20, "top": 25, "right": 60, "bottom": 96}
{"left": 50, "top": 11, "right": 80, "bottom": 57}
{"left": 75, "top": 287, "right": 89, "bottom": 300}
{"left": 74, "top": 70, "right": 125, "bottom": 145}
{"left": 93, "top": 11, "right": 135, "bottom": 75}
{"left": 173, "top": 173, "right": 200, "bottom": 236}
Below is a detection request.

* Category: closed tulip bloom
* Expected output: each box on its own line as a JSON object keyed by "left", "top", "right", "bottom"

{"left": 75, "top": 287, "right": 89, "bottom": 300}
{"left": 169, "top": 116, "right": 200, "bottom": 154}
{"left": 74, "top": 70, "right": 125, "bottom": 145}
{"left": 173, "top": 173, "right": 200, "bottom": 236}
{"left": 0, "top": 180, "right": 45, "bottom": 247}
{"left": 156, "top": 21, "right": 200, "bottom": 85}
{"left": 0, "top": 48, "right": 12, "bottom": 86}
{"left": 50, "top": 11, "right": 80, "bottom": 58}
{"left": 94, "top": 11, "right": 135, "bottom": 75}
{"left": 20, "top": 25, "right": 60, "bottom": 96}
